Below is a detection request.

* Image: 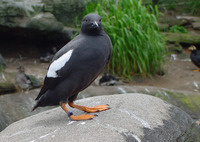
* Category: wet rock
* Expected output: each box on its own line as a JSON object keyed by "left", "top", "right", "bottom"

{"left": 0, "top": 93, "right": 199, "bottom": 141}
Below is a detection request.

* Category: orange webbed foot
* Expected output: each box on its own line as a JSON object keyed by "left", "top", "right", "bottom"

{"left": 68, "top": 102, "right": 110, "bottom": 113}
{"left": 68, "top": 111, "right": 98, "bottom": 121}
{"left": 193, "top": 68, "right": 200, "bottom": 72}
{"left": 60, "top": 102, "right": 99, "bottom": 121}
{"left": 84, "top": 104, "right": 110, "bottom": 113}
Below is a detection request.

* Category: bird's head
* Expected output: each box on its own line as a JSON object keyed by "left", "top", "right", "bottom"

{"left": 81, "top": 13, "right": 103, "bottom": 35}
{"left": 187, "top": 45, "right": 197, "bottom": 52}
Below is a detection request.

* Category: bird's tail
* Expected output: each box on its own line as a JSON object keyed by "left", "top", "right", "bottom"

{"left": 32, "top": 101, "right": 39, "bottom": 112}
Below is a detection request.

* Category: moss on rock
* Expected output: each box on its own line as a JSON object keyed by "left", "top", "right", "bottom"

{"left": 149, "top": 90, "right": 200, "bottom": 119}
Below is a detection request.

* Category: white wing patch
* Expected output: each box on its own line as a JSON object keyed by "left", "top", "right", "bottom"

{"left": 47, "top": 50, "right": 73, "bottom": 78}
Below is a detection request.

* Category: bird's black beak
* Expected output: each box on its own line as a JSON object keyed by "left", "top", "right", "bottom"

{"left": 91, "top": 21, "right": 99, "bottom": 28}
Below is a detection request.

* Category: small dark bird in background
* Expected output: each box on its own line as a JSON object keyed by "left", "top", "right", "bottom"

{"left": 32, "top": 13, "right": 112, "bottom": 121}
{"left": 15, "top": 66, "right": 32, "bottom": 91}
{"left": 187, "top": 45, "right": 200, "bottom": 72}
{"left": 40, "top": 46, "right": 57, "bottom": 62}
{"left": 99, "top": 73, "right": 119, "bottom": 86}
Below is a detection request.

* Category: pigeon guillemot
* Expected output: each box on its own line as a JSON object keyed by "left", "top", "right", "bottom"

{"left": 187, "top": 45, "right": 200, "bottom": 72}
{"left": 32, "top": 13, "right": 112, "bottom": 121}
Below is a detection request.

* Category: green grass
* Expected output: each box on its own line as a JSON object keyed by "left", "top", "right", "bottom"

{"left": 169, "top": 25, "right": 188, "bottom": 33}
{"left": 188, "top": 0, "right": 200, "bottom": 15}
{"left": 83, "top": 0, "right": 166, "bottom": 78}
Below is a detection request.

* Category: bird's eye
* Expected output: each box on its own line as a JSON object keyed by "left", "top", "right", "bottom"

{"left": 99, "top": 19, "right": 101, "bottom": 22}
{"left": 85, "top": 19, "right": 88, "bottom": 22}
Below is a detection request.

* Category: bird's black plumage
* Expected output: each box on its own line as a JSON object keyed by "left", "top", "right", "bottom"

{"left": 33, "top": 13, "right": 112, "bottom": 110}
{"left": 188, "top": 45, "right": 200, "bottom": 68}
{"left": 190, "top": 50, "right": 200, "bottom": 67}
{"left": 99, "top": 73, "right": 119, "bottom": 86}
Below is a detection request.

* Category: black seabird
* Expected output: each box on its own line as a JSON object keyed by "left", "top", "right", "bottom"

{"left": 99, "top": 73, "right": 119, "bottom": 86}
{"left": 187, "top": 45, "right": 200, "bottom": 72}
{"left": 32, "top": 13, "right": 112, "bottom": 121}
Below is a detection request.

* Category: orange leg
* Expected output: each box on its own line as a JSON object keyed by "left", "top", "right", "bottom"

{"left": 68, "top": 102, "right": 110, "bottom": 113}
{"left": 193, "top": 68, "right": 200, "bottom": 72}
{"left": 60, "top": 102, "right": 97, "bottom": 121}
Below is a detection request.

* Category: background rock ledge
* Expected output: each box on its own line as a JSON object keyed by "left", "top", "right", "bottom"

{"left": 0, "top": 93, "right": 199, "bottom": 142}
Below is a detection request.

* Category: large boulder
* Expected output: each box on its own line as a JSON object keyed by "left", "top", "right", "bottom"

{"left": 27, "top": 13, "right": 64, "bottom": 31}
{"left": 0, "top": 0, "right": 85, "bottom": 28}
{"left": 1, "top": 86, "right": 200, "bottom": 132}
{"left": 43, "top": 0, "right": 85, "bottom": 27}
{"left": 0, "top": 0, "right": 84, "bottom": 44}
{"left": 0, "top": 93, "right": 199, "bottom": 142}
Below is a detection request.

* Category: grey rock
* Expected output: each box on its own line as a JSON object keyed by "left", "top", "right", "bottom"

{"left": 0, "top": 93, "right": 199, "bottom": 142}
{"left": 166, "top": 43, "right": 183, "bottom": 53}
{"left": 0, "top": 0, "right": 85, "bottom": 27}
{"left": 0, "top": 0, "right": 44, "bottom": 27}
{"left": 43, "top": 0, "right": 85, "bottom": 27}
{"left": 1, "top": 86, "right": 200, "bottom": 132}
{"left": 192, "top": 22, "right": 200, "bottom": 30}
{"left": 0, "top": 0, "right": 83, "bottom": 43}
{"left": 176, "top": 16, "right": 200, "bottom": 22}
{"left": 27, "top": 12, "right": 64, "bottom": 31}
{"left": 0, "top": 89, "right": 55, "bottom": 132}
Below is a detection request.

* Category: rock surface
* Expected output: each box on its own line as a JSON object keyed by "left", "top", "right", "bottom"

{"left": 192, "top": 22, "right": 200, "bottom": 30}
{"left": 1, "top": 85, "right": 200, "bottom": 132}
{"left": 162, "top": 32, "right": 200, "bottom": 45}
{"left": 0, "top": 0, "right": 85, "bottom": 27}
{"left": 0, "top": 93, "right": 199, "bottom": 142}
{"left": 0, "top": 0, "right": 84, "bottom": 44}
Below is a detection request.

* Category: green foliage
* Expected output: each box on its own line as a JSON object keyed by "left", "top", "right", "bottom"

{"left": 84, "top": 0, "right": 166, "bottom": 77}
{"left": 169, "top": 25, "right": 188, "bottom": 33}
{"left": 188, "top": 0, "right": 200, "bottom": 15}
{"left": 149, "top": 0, "right": 200, "bottom": 16}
